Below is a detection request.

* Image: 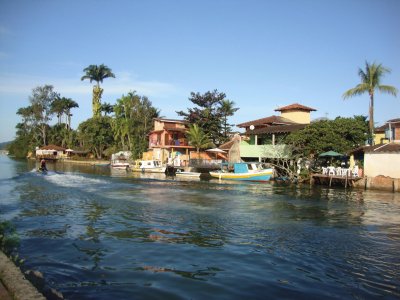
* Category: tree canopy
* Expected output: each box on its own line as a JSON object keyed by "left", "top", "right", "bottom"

{"left": 176, "top": 90, "right": 238, "bottom": 145}
{"left": 284, "top": 116, "right": 369, "bottom": 156}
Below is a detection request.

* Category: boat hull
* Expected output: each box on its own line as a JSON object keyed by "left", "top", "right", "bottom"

{"left": 175, "top": 172, "right": 201, "bottom": 178}
{"left": 209, "top": 169, "right": 272, "bottom": 181}
{"left": 132, "top": 167, "right": 166, "bottom": 173}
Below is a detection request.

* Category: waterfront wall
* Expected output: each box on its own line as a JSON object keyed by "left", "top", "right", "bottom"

{"left": 0, "top": 251, "right": 45, "bottom": 300}
{"left": 354, "top": 175, "right": 400, "bottom": 192}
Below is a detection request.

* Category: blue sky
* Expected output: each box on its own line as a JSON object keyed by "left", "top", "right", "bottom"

{"left": 0, "top": 0, "right": 399, "bottom": 142}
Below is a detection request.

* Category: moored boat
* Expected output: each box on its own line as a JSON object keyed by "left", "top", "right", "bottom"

{"left": 132, "top": 160, "right": 166, "bottom": 173}
{"left": 209, "top": 162, "right": 273, "bottom": 182}
{"left": 175, "top": 170, "right": 202, "bottom": 178}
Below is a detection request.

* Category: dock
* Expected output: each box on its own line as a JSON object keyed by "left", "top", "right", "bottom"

{"left": 311, "top": 174, "right": 363, "bottom": 188}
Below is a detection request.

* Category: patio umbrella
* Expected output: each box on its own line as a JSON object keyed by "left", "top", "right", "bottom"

{"left": 206, "top": 148, "right": 226, "bottom": 159}
{"left": 318, "top": 150, "right": 343, "bottom": 157}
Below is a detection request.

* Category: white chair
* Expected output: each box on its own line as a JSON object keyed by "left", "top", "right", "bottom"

{"left": 322, "top": 167, "right": 328, "bottom": 175}
{"left": 327, "top": 166, "right": 335, "bottom": 176}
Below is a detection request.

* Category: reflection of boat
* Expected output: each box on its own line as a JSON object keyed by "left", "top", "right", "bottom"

{"left": 175, "top": 170, "right": 202, "bottom": 178}
{"left": 209, "top": 162, "right": 273, "bottom": 181}
{"left": 132, "top": 160, "right": 166, "bottom": 173}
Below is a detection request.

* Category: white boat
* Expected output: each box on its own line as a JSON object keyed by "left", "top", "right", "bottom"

{"left": 111, "top": 151, "right": 132, "bottom": 170}
{"left": 209, "top": 162, "right": 273, "bottom": 182}
{"left": 111, "top": 159, "right": 130, "bottom": 170}
{"left": 175, "top": 170, "right": 202, "bottom": 178}
{"left": 132, "top": 160, "right": 166, "bottom": 173}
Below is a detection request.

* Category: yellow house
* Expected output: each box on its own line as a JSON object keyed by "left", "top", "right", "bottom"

{"left": 274, "top": 103, "right": 316, "bottom": 124}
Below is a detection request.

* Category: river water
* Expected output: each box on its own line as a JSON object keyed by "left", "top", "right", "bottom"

{"left": 0, "top": 155, "right": 399, "bottom": 299}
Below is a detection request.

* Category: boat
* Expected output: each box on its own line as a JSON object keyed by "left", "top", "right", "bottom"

{"left": 175, "top": 170, "right": 202, "bottom": 178}
{"left": 209, "top": 162, "right": 273, "bottom": 182}
{"left": 111, "top": 151, "right": 132, "bottom": 170}
{"left": 131, "top": 160, "right": 166, "bottom": 173}
{"left": 111, "top": 159, "right": 130, "bottom": 170}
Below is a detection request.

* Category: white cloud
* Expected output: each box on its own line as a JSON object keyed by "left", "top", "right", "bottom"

{"left": 0, "top": 72, "right": 180, "bottom": 98}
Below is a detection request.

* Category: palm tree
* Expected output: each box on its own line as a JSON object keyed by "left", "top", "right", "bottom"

{"left": 81, "top": 64, "right": 115, "bottom": 117}
{"left": 64, "top": 98, "right": 79, "bottom": 129}
{"left": 186, "top": 124, "right": 214, "bottom": 153}
{"left": 343, "top": 61, "right": 397, "bottom": 141}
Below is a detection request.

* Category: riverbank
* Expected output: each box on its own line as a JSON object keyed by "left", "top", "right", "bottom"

{"left": 0, "top": 251, "right": 45, "bottom": 300}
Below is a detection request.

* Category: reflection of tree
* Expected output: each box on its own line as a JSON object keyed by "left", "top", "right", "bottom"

{"left": 75, "top": 202, "right": 108, "bottom": 270}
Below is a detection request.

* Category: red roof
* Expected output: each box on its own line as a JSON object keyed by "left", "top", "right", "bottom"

{"left": 274, "top": 103, "right": 316, "bottom": 112}
{"left": 236, "top": 115, "right": 295, "bottom": 127}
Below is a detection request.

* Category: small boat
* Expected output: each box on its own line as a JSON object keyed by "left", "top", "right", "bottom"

{"left": 111, "top": 151, "right": 132, "bottom": 170}
{"left": 209, "top": 162, "right": 273, "bottom": 182}
{"left": 132, "top": 160, "right": 166, "bottom": 173}
{"left": 111, "top": 159, "right": 130, "bottom": 170}
{"left": 175, "top": 170, "right": 202, "bottom": 178}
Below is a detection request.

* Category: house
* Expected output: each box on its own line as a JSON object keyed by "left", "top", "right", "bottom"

{"left": 147, "top": 118, "right": 195, "bottom": 165}
{"left": 374, "top": 118, "right": 400, "bottom": 145}
{"left": 363, "top": 143, "right": 400, "bottom": 178}
{"left": 35, "top": 144, "right": 66, "bottom": 160}
{"left": 234, "top": 103, "right": 316, "bottom": 161}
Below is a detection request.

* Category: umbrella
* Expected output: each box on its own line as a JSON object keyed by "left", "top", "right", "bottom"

{"left": 206, "top": 148, "right": 227, "bottom": 153}
{"left": 318, "top": 150, "right": 343, "bottom": 157}
{"left": 206, "top": 148, "right": 226, "bottom": 159}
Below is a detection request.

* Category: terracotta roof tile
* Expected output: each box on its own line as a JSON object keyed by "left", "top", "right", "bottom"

{"left": 236, "top": 115, "right": 296, "bottom": 127}
{"left": 274, "top": 103, "right": 316, "bottom": 112}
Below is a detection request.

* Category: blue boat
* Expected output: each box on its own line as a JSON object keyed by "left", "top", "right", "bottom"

{"left": 209, "top": 162, "right": 273, "bottom": 182}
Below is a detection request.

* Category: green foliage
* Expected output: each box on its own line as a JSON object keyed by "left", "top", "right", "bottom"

{"left": 343, "top": 61, "right": 398, "bottom": 137}
{"left": 77, "top": 116, "right": 114, "bottom": 159}
{"left": 284, "top": 116, "right": 368, "bottom": 156}
{"left": 185, "top": 124, "right": 214, "bottom": 152}
{"left": 176, "top": 90, "right": 239, "bottom": 145}
{"left": 0, "top": 220, "right": 20, "bottom": 256}
{"left": 113, "top": 92, "right": 160, "bottom": 158}
{"left": 81, "top": 64, "right": 115, "bottom": 117}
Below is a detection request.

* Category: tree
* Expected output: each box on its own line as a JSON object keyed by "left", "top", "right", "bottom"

{"left": 50, "top": 97, "right": 79, "bottom": 129}
{"left": 77, "top": 117, "right": 114, "bottom": 159}
{"left": 177, "top": 90, "right": 238, "bottom": 145}
{"left": 185, "top": 124, "right": 214, "bottom": 153}
{"left": 81, "top": 64, "right": 115, "bottom": 117}
{"left": 100, "top": 102, "right": 114, "bottom": 116}
{"left": 220, "top": 99, "right": 239, "bottom": 140}
{"left": 343, "top": 61, "right": 398, "bottom": 140}
{"left": 284, "top": 116, "right": 369, "bottom": 156}
{"left": 113, "top": 92, "right": 160, "bottom": 158}
{"left": 64, "top": 98, "right": 79, "bottom": 129}
{"left": 29, "top": 85, "right": 59, "bottom": 145}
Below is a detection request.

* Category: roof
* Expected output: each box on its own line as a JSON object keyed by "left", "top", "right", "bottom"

{"left": 39, "top": 144, "right": 66, "bottom": 151}
{"left": 153, "top": 118, "right": 188, "bottom": 124}
{"left": 349, "top": 143, "right": 400, "bottom": 154}
{"left": 274, "top": 103, "right": 317, "bottom": 112}
{"left": 246, "top": 124, "right": 307, "bottom": 135}
{"left": 387, "top": 118, "right": 400, "bottom": 123}
{"left": 236, "top": 115, "right": 296, "bottom": 127}
{"left": 364, "top": 143, "right": 400, "bottom": 153}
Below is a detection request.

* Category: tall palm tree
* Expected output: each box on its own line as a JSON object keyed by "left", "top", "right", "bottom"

{"left": 186, "top": 124, "right": 214, "bottom": 153}
{"left": 63, "top": 98, "right": 79, "bottom": 129}
{"left": 343, "top": 61, "right": 397, "bottom": 141}
{"left": 81, "top": 64, "right": 115, "bottom": 117}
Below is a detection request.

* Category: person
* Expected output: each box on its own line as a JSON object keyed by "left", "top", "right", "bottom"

{"left": 40, "top": 159, "right": 48, "bottom": 171}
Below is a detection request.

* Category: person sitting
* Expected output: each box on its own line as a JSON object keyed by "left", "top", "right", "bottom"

{"left": 39, "top": 159, "right": 48, "bottom": 171}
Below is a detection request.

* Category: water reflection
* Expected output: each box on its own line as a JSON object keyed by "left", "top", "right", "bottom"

{"left": 1, "top": 156, "right": 400, "bottom": 299}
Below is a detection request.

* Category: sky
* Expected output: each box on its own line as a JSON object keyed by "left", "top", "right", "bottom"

{"left": 0, "top": 0, "right": 399, "bottom": 142}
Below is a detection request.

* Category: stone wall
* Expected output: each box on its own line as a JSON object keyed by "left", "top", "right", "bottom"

{"left": 354, "top": 175, "right": 400, "bottom": 192}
